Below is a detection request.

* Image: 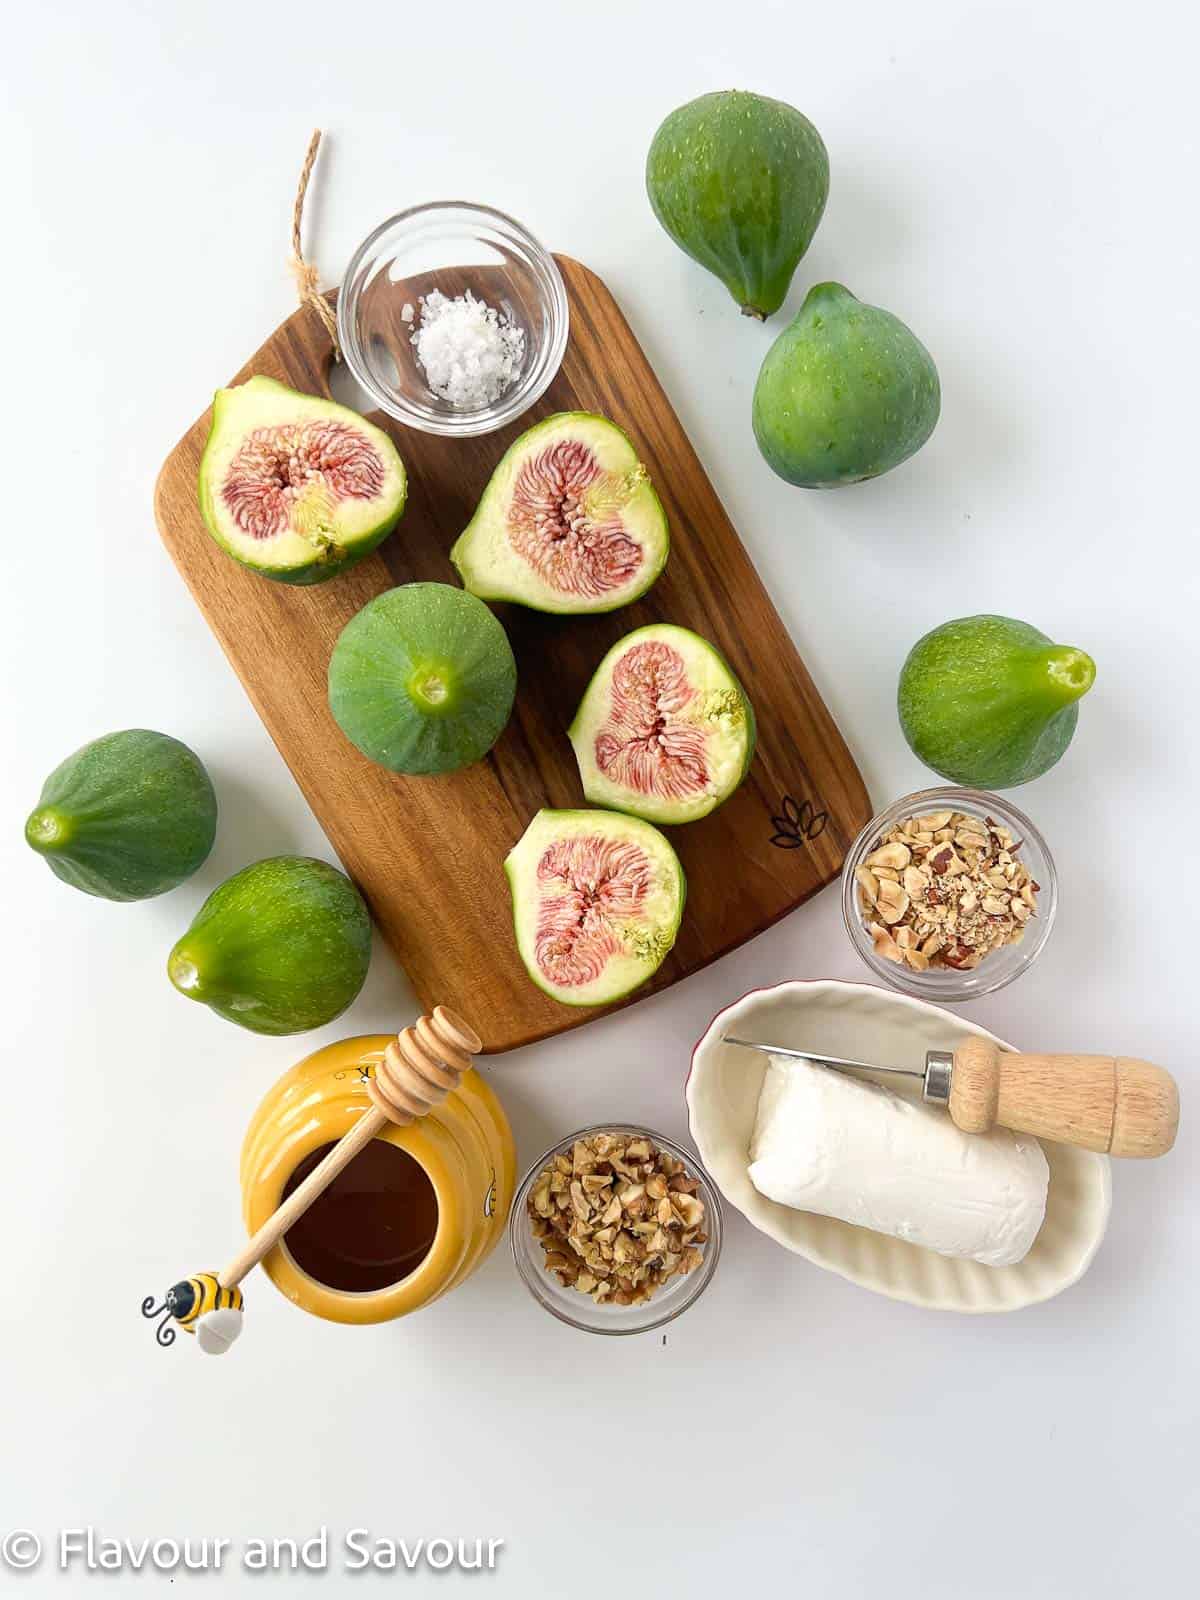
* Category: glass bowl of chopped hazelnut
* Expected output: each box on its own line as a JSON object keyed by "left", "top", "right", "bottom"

{"left": 510, "top": 1126, "right": 723, "bottom": 1335}
{"left": 841, "top": 787, "right": 1058, "bottom": 1002}
{"left": 338, "top": 202, "right": 569, "bottom": 437}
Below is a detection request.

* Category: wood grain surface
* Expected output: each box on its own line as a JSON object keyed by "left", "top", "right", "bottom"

{"left": 154, "top": 256, "right": 870, "bottom": 1053}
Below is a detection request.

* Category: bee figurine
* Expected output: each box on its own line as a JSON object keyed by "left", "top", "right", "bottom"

{"left": 142, "top": 1273, "right": 245, "bottom": 1355}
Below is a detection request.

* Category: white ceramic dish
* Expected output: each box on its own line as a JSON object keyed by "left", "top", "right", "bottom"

{"left": 686, "top": 980, "right": 1111, "bottom": 1313}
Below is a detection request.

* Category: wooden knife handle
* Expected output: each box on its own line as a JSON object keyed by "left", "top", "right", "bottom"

{"left": 949, "top": 1037, "right": 1179, "bottom": 1157}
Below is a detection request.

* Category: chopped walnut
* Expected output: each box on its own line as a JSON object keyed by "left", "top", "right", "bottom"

{"left": 858, "top": 810, "right": 1039, "bottom": 972}
{"left": 526, "top": 1133, "right": 708, "bottom": 1306}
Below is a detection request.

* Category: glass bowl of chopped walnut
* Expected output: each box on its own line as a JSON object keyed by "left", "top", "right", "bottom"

{"left": 841, "top": 787, "right": 1058, "bottom": 1002}
{"left": 510, "top": 1126, "right": 723, "bottom": 1335}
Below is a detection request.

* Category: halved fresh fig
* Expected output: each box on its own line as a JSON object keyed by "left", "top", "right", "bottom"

{"left": 450, "top": 412, "right": 669, "bottom": 613}
{"left": 197, "top": 376, "right": 407, "bottom": 585}
{"left": 568, "top": 624, "right": 756, "bottom": 825}
{"left": 505, "top": 809, "right": 685, "bottom": 1007}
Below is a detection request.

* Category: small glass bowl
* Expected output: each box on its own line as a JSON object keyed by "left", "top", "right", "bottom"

{"left": 509, "top": 1125, "right": 723, "bottom": 1336}
{"left": 337, "top": 201, "right": 569, "bottom": 437}
{"left": 841, "top": 786, "right": 1057, "bottom": 1002}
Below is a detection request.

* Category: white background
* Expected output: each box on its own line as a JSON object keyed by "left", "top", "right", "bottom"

{"left": 2, "top": 1, "right": 1195, "bottom": 1593}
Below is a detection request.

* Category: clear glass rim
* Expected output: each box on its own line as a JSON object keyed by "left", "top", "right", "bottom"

{"left": 336, "top": 200, "right": 570, "bottom": 438}
{"left": 508, "top": 1123, "right": 724, "bottom": 1337}
{"left": 840, "top": 785, "right": 1058, "bottom": 1002}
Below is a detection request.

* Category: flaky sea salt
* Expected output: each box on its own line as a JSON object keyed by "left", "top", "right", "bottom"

{"left": 409, "top": 288, "right": 525, "bottom": 409}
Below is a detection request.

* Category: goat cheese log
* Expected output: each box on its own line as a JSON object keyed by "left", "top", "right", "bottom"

{"left": 748, "top": 1056, "right": 1049, "bottom": 1267}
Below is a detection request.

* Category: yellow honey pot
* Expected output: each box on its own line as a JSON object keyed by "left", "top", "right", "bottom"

{"left": 239, "top": 1035, "right": 515, "bottom": 1325}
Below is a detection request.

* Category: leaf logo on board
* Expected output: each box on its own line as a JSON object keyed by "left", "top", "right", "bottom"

{"left": 770, "top": 796, "right": 828, "bottom": 849}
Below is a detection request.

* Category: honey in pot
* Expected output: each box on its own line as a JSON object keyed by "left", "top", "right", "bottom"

{"left": 239, "top": 1034, "right": 515, "bottom": 1324}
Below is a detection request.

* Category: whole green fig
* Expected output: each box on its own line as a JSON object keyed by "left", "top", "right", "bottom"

{"left": 898, "top": 615, "right": 1097, "bottom": 788}
{"left": 24, "top": 729, "right": 217, "bottom": 901}
{"left": 752, "top": 282, "right": 940, "bottom": 487}
{"left": 168, "top": 856, "right": 371, "bottom": 1035}
{"left": 646, "top": 90, "right": 828, "bottom": 320}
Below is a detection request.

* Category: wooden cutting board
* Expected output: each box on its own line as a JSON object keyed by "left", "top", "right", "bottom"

{"left": 154, "top": 256, "right": 870, "bottom": 1053}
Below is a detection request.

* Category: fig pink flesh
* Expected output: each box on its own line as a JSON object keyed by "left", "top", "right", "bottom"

{"left": 594, "top": 640, "right": 709, "bottom": 800}
{"left": 508, "top": 439, "right": 642, "bottom": 598}
{"left": 534, "top": 833, "right": 653, "bottom": 987}
{"left": 222, "top": 421, "right": 386, "bottom": 540}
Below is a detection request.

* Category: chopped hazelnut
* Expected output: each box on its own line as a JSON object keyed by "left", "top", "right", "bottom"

{"left": 859, "top": 810, "right": 1038, "bottom": 972}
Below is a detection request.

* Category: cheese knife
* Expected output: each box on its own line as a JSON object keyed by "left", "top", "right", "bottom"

{"left": 722, "top": 1035, "right": 1179, "bottom": 1158}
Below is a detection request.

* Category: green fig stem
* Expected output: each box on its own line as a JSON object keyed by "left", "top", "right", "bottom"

{"left": 740, "top": 304, "right": 767, "bottom": 320}
{"left": 25, "top": 806, "right": 73, "bottom": 854}
{"left": 1038, "top": 646, "right": 1096, "bottom": 706}
{"left": 168, "top": 944, "right": 206, "bottom": 1000}
{"left": 804, "top": 281, "right": 854, "bottom": 307}
{"left": 407, "top": 663, "right": 453, "bottom": 714}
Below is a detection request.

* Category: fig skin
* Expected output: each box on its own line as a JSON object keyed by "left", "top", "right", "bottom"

{"left": 25, "top": 729, "right": 217, "bottom": 901}
{"left": 898, "top": 615, "right": 1096, "bottom": 788}
{"left": 646, "top": 90, "right": 829, "bottom": 320}
{"left": 753, "top": 282, "right": 940, "bottom": 487}
{"left": 327, "top": 583, "right": 517, "bottom": 776}
{"left": 167, "top": 856, "right": 371, "bottom": 1035}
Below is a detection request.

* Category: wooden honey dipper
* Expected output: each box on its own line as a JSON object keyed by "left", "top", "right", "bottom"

{"left": 142, "top": 1007, "right": 482, "bottom": 1355}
